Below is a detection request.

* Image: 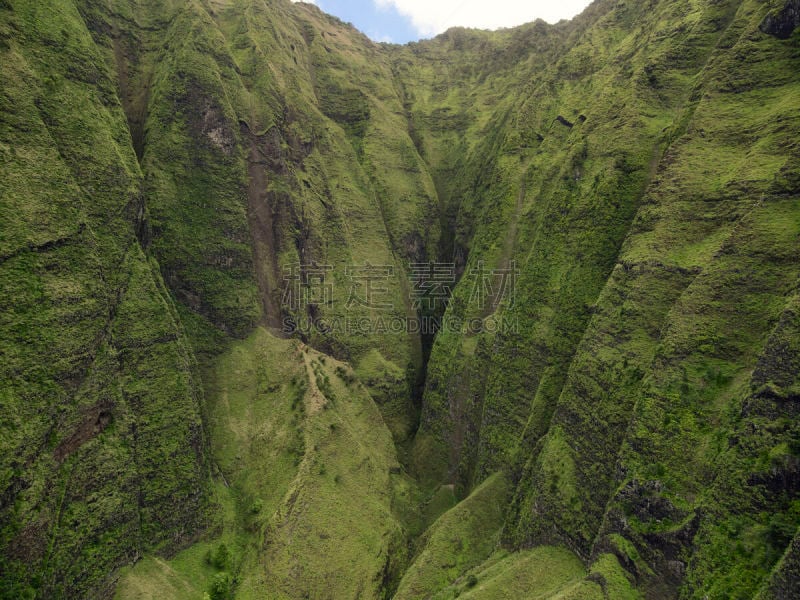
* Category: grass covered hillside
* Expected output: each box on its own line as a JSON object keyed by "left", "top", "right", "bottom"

{"left": 0, "top": 0, "right": 798, "bottom": 598}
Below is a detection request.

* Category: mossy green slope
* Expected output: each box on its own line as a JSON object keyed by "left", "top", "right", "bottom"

{"left": 1, "top": 0, "right": 799, "bottom": 598}
{"left": 0, "top": 1, "right": 209, "bottom": 597}
{"left": 390, "top": 2, "right": 798, "bottom": 597}
{"left": 393, "top": 0, "right": 800, "bottom": 596}
{"left": 394, "top": 473, "right": 508, "bottom": 599}
{"left": 115, "top": 328, "right": 408, "bottom": 600}
{"left": 501, "top": 2, "right": 800, "bottom": 597}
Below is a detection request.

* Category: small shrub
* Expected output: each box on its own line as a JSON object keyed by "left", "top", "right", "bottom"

{"left": 335, "top": 366, "right": 356, "bottom": 385}
{"left": 211, "top": 543, "right": 230, "bottom": 571}
{"left": 208, "top": 572, "right": 231, "bottom": 600}
{"left": 250, "top": 499, "right": 263, "bottom": 515}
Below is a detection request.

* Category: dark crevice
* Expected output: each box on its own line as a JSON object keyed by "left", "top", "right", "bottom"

{"left": 0, "top": 223, "right": 86, "bottom": 266}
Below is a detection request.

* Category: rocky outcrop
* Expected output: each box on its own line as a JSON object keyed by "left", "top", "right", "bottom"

{"left": 760, "top": 0, "right": 800, "bottom": 39}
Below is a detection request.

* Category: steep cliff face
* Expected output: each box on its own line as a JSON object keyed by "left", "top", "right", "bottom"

{"left": 0, "top": 1, "right": 210, "bottom": 597}
{"left": 400, "top": 1, "right": 800, "bottom": 596}
{"left": 0, "top": 0, "right": 798, "bottom": 599}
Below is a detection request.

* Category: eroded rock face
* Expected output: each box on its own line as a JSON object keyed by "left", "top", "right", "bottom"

{"left": 763, "top": 532, "right": 800, "bottom": 599}
{"left": 760, "top": 0, "right": 800, "bottom": 39}
{"left": 3, "top": 0, "right": 800, "bottom": 598}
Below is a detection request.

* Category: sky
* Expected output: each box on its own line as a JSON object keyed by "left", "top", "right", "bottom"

{"left": 291, "top": 0, "right": 594, "bottom": 44}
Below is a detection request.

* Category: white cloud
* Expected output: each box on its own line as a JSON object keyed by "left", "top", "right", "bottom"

{"left": 375, "top": 0, "right": 592, "bottom": 36}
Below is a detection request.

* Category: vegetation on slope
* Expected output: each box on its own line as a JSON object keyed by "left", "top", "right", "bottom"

{"left": 116, "top": 328, "right": 409, "bottom": 600}
{"left": 1, "top": 0, "right": 798, "bottom": 598}
{"left": 1, "top": 1, "right": 209, "bottom": 597}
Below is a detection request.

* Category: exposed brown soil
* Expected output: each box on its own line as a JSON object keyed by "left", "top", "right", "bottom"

{"left": 244, "top": 123, "right": 285, "bottom": 330}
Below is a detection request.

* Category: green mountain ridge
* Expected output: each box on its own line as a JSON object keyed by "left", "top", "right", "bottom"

{"left": 1, "top": 0, "right": 798, "bottom": 598}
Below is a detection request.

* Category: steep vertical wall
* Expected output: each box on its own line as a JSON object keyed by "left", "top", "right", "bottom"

{"left": 0, "top": 1, "right": 209, "bottom": 597}
{"left": 1, "top": 0, "right": 799, "bottom": 598}
{"left": 1, "top": 0, "right": 438, "bottom": 596}
{"left": 394, "top": 0, "right": 800, "bottom": 597}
